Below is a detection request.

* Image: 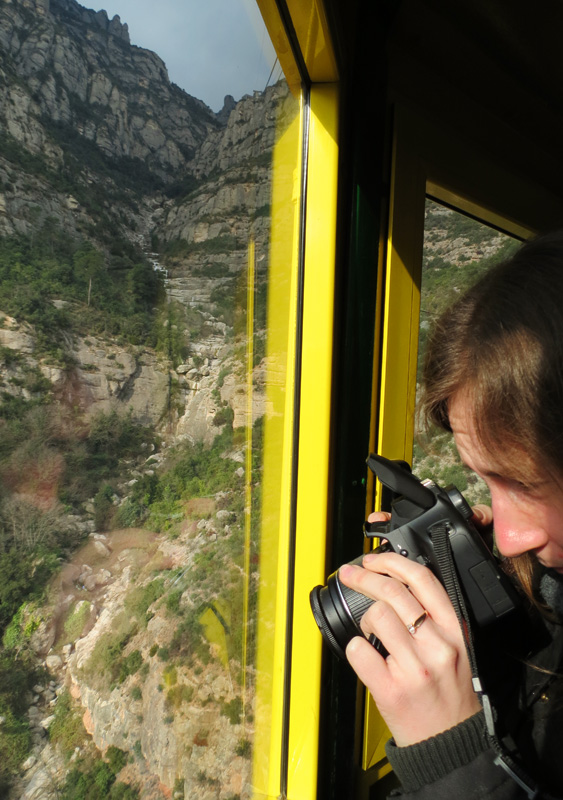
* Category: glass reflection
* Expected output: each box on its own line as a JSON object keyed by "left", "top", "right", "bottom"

{"left": 0, "top": 1, "right": 301, "bottom": 797}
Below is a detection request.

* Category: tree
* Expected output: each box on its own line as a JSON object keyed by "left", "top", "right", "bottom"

{"left": 72, "top": 244, "right": 105, "bottom": 307}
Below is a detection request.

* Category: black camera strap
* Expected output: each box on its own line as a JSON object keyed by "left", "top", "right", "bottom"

{"left": 431, "top": 523, "right": 541, "bottom": 800}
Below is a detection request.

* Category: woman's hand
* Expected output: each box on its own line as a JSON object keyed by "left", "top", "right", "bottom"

{"left": 340, "top": 512, "right": 481, "bottom": 746}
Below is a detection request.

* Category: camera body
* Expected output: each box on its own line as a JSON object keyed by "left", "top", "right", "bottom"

{"left": 310, "top": 454, "right": 519, "bottom": 660}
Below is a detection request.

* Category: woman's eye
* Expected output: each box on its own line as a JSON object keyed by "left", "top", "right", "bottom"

{"left": 509, "top": 479, "right": 546, "bottom": 496}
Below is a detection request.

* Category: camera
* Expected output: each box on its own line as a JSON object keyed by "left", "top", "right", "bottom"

{"left": 310, "top": 454, "right": 519, "bottom": 660}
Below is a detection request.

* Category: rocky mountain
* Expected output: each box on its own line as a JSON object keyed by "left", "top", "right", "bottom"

{"left": 1, "top": 0, "right": 220, "bottom": 164}
{"left": 0, "top": 0, "right": 224, "bottom": 242}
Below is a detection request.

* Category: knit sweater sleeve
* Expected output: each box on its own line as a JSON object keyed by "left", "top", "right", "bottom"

{"left": 384, "top": 711, "right": 550, "bottom": 799}
{"left": 385, "top": 711, "right": 490, "bottom": 792}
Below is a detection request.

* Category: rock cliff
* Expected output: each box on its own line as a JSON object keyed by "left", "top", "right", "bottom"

{"left": 0, "top": 0, "right": 219, "bottom": 171}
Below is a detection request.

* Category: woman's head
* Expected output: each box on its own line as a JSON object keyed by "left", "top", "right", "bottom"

{"left": 421, "top": 230, "right": 563, "bottom": 585}
{"left": 422, "top": 230, "right": 563, "bottom": 484}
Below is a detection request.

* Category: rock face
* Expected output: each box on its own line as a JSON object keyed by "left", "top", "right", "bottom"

{"left": 0, "top": 0, "right": 223, "bottom": 238}
{"left": 0, "top": 313, "right": 170, "bottom": 424}
{"left": 0, "top": 0, "right": 219, "bottom": 172}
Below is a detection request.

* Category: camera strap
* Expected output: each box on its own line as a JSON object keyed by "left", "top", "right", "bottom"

{"left": 431, "top": 523, "right": 541, "bottom": 800}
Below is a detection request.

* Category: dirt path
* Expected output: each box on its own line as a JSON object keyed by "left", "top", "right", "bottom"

{"left": 48, "top": 528, "right": 160, "bottom": 651}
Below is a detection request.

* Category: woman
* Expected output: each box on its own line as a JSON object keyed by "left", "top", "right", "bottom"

{"left": 340, "top": 231, "right": 563, "bottom": 798}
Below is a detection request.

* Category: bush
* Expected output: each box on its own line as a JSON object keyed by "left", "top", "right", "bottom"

{"left": 212, "top": 406, "right": 234, "bottom": 427}
{"left": 221, "top": 696, "right": 243, "bottom": 725}
{"left": 106, "top": 746, "right": 128, "bottom": 774}
{"left": 63, "top": 601, "right": 92, "bottom": 643}
{"left": 235, "top": 738, "right": 251, "bottom": 758}
{"left": 118, "top": 650, "right": 143, "bottom": 683}
{"left": 124, "top": 579, "right": 165, "bottom": 626}
{"left": 165, "top": 589, "right": 182, "bottom": 615}
{"left": 59, "top": 757, "right": 139, "bottom": 800}
{"left": 93, "top": 484, "right": 115, "bottom": 532}
{"left": 0, "top": 550, "right": 58, "bottom": 636}
{"left": 49, "top": 691, "right": 85, "bottom": 757}
{"left": 0, "top": 707, "right": 31, "bottom": 790}
{"left": 166, "top": 684, "right": 194, "bottom": 708}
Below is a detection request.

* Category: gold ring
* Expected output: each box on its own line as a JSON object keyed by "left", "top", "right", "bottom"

{"left": 407, "top": 610, "right": 428, "bottom": 635}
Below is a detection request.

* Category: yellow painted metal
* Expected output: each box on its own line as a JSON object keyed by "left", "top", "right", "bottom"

{"left": 285, "top": 0, "right": 339, "bottom": 81}
{"left": 251, "top": 4, "right": 340, "bottom": 798}
{"left": 252, "top": 95, "right": 304, "bottom": 799}
{"left": 363, "top": 112, "right": 427, "bottom": 774}
{"left": 287, "top": 82, "right": 340, "bottom": 800}
{"left": 256, "top": 0, "right": 338, "bottom": 88}
{"left": 255, "top": 0, "right": 303, "bottom": 96}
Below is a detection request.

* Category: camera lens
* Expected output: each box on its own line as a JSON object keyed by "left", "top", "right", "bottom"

{"left": 310, "top": 559, "right": 376, "bottom": 660}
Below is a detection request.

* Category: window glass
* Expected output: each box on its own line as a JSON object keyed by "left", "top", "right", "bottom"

{"left": 413, "top": 199, "right": 518, "bottom": 504}
{"left": 0, "top": 1, "right": 301, "bottom": 798}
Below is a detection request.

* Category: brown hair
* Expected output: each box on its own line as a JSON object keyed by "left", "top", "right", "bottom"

{"left": 420, "top": 230, "right": 563, "bottom": 600}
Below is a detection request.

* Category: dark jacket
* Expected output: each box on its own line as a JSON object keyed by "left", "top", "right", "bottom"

{"left": 385, "top": 578, "right": 563, "bottom": 799}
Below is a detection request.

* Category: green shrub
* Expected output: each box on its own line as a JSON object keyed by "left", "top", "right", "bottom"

{"left": 165, "top": 589, "right": 182, "bottom": 615}
{"left": 93, "top": 484, "right": 115, "bottom": 532}
{"left": 0, "top": 707, "right": 31, "bottom": 791}
{"left": 166, "top": 684, "right": 194, "bottom": 708}
{"left": 157, "top": 646, "right": 170, "bottom": 662}
{"left": 106, "top": 746, "right": 128, "bottom": 774}
{"left": 63, "top": 601, "right": 91, "bottom": 642}
{"left": 59, "top": 756, "right": 139, "bottom": 800}
{"left": 0, "top": 550, "right": 58, "bottom": 636}
{"left": 118, "top": 650, "right": 143, "bottom": 683}
{"left": 221, "top": 696, "right": 243, "bottom": 725}
{"left": 235, "top": 738, "right": 251, "bottom": 758}
{"left": 124, "top": 579, "right": 165, "bottom": 625}
{"left": 49, "top": 691, "right": 85, "bottom": 757}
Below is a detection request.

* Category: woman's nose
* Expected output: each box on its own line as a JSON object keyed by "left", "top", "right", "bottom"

{"left": 491, "top": 491, "right": 548, "bottom": 558}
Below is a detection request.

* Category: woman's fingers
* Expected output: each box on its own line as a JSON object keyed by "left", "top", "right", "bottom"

{"left": 471, "top": 504, "right": 493, "bottom": 526}
{"left": 341, "top": 553, "right": 481, "bottom": 746}
{"left": 340, "top": 562, "right": 430, "bottom": 647}
{"left": 367, "top": 511, "right": 392, "bottom": 522}
{"left": 344, "top": 551, "right": 459, "bottom": 631}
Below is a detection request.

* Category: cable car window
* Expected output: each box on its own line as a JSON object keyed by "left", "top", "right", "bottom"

{"left": 0, "top": 2, "right": 303, "bottom": 798}
{"left": 413, "top": 198, "right": 519, "bottom": 503}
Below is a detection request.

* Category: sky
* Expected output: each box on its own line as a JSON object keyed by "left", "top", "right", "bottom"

{"left": 96, "top": 0, "right": 280, "bottom": 112}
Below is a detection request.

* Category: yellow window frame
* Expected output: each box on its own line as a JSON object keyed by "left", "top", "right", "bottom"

{"left": 252, "top": 2, "right": 339, "bottom": 799}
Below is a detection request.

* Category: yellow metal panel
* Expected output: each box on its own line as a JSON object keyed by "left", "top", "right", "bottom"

{"left": 255, "top": 0, "right": 303, "bottom": 96}
{"left": 286, "top": 0, "right": 339, "bottom": 81}
{"left": 376, "top": 122, "right": 426, "bottom": 464}
{"left": 288, "top": 82, "right": 340, "bottom": 800}
{"left": 256, "top": 0, "right": 338, "bottom": 86}
{"left": 253, "top": 100, "right": 304, "bottom": 799}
